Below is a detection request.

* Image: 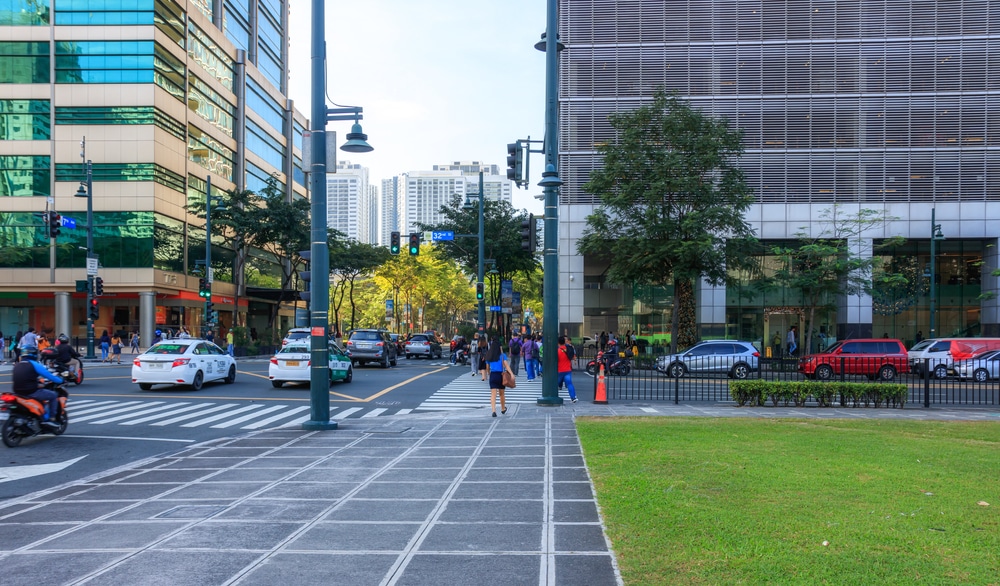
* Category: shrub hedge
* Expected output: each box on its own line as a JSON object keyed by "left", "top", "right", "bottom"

{"left": 729, "top": 380, "right": 907, "bottom": 408}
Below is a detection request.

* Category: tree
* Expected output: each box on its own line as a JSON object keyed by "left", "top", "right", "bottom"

{"left": 577, "top": 89, "right": 757, "bottom": 352}
{"left": 329, "top": 238, "right": 392, "bottom": 331}
{"left": 767, "top": 206, "right": 905, "bottom": 354}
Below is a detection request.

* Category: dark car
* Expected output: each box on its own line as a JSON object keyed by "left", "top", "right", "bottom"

{"left": 344, "top": 329, "right": 398, "bottom": 368}
{"left": 405, "top": 333, "right": 443, "bottom": 359}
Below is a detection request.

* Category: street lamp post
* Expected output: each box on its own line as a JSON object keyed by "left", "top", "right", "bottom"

{"left": 75, "top": 138, "right": 96, "bottom": 359}
{"left": 203, "top": 175, "right": 225, "bottom": 336}
{"left": 460, "top": 171, "right": 486, "bottom": 333}
{"left": 304, "top": 0, "right": 373, "bottom": 431}
{"left": 929, "top": 208, "right": 945, "bottom": 338}
{"left": 537, "top": 0, "right": 564, "bottom": 405}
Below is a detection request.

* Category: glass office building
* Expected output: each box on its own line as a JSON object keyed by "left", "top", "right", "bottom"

{"left": 0, "top": 0, "right": 307, "bottom": 344}
{"left": 558, "top": 1, "right": 1000, "bottom": 348}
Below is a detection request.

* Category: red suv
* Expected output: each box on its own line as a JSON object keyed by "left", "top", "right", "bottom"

{"left": 799, "top": 338, "right": 908, "bottom": 381}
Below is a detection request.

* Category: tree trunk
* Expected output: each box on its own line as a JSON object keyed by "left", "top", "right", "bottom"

{"left": 670, "top": 278, "right": 681, "bottom": 354}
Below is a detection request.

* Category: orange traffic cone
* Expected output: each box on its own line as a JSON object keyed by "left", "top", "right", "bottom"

{"left": 594, "top": 361, "right": 608, "bottom": 404}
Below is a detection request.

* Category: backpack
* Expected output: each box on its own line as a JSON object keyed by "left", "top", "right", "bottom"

{"left": 564, "top": 343, "right": 575, "bottom": 361}
{"left": 510, "top": 340, "right": 520, "bottom": 355}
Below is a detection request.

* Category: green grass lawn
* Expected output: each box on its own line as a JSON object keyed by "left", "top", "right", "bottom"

{"left": 577, "top": 418, "right": 999, "bottom": 585}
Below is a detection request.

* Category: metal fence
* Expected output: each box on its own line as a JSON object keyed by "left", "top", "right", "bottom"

{"left": 583, "top": 354, "right": 1000, "bottom": 407}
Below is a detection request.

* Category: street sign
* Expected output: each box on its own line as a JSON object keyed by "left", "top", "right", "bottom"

{"left": 432, "top": 230, "right": 455, "bottom": 241}
{"left": 86, "top": 258, "right": 98, "bottom": 275}
{"left": 489, "top": 305, "right": 502, "bottom": 312}
{"left": 61, "top": 216, "right": 76, "bottom": 229}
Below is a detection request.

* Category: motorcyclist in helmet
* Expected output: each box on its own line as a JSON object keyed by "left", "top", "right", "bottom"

{"left": 55, "top": 333, "right": 82, "bottom": 378}
{"left": 11, "top": 347, "right": 64, "bottom": 429}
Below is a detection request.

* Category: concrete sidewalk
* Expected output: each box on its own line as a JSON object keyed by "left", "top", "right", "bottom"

{"left": 1, "top": 402, "right": 997, "bottom": 586}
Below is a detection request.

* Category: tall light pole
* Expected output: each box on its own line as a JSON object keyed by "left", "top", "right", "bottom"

{"left": 74, "top": 138, "right": 96, "bottom": 359}
{"left": 203, "top": 175, "right": 225, "bottom": 336}
{"left": 536, "top": 0, "right": 564, "bottom": 405}
{"left": 304, "top": 0, "right": 372, "bottom": 431}
{"left": 929, "top": 208, "right": 945, "bottom": 338}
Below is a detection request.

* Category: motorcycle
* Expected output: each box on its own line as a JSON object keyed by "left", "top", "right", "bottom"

{"left": 585, "top": 348, "right": 632, "bottom": 376}
{"left": 1, "top": 382, "right": 70, "bottom": 447}
{"left": 453, "top": 347, "right": 470, "bottom": 366}
{"left": 40, "top": 347, "right": 84, "bottom": 385}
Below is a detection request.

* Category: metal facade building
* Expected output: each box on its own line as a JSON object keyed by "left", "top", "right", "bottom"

{"left": 557, "top": 1, "right": 1000, "bottom": 347}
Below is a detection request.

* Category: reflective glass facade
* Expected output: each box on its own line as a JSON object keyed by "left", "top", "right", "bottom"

{"left": 0, "top": 99, "right": 50, "bottom": 140}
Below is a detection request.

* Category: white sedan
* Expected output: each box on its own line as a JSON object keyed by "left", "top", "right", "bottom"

{"left": 269, "top": 343, "right": 353, "bottom": 388}
{"left": 132, "top": 339, "right": 236, "bottom": 391}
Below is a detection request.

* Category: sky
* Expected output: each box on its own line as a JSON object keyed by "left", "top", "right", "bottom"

{"left": 286, "top": 0, "right": 548, "bottom": 215}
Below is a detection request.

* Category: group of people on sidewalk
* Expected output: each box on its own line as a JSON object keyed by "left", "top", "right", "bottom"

{"left": 464, "top": 332, "right": 578, "bottom": 416}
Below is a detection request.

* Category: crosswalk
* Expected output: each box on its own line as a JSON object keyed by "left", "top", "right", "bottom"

{"left": 415, "top": 369, "right": 575, "bottom": 411}
{"left": 65, "top": 399, "right": 413, "bottom": 431}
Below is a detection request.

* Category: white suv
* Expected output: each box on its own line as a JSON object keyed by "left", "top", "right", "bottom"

{"left": 282, "top": 327, "right": 311, "bottom": 347}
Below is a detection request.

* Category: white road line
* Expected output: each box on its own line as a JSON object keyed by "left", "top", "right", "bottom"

{"left": 123, "top": 402, "right": 205, "bottom": 425}
{"left": 152, "top": 403, "right": 236, "bottom": 426}
{"left": 640, "top": 407, "right": 659, "bottom": 413}
{"left": 276, "top": 413, "right": 313, "bottom": 428}
{"left": 180, "top": 404, "right": 260, "bottom": 427}
{"left": 332, "top": 407, "right": 363, "bottom": 419}
{"left": 71, "top": 402, "right": 163, "bottom": 423}
{"left": 210, "top": 404, "right": 288, "bottom": 428}
{"left": 88, "top": 402, "right": 184, "bottom": 424}
{"left": 241, "top": 405, "right": 312, "bottom": 429}
{"left": 68, "top": 401, "right": 141, "bottom": 416}
{"left": 360, "top": 408, "right": 387, "bottom": 418}
{"left": 395, "top": 408, "right": 412, "bottom": 415}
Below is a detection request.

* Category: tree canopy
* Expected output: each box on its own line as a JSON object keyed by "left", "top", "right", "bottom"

{"left": 577, "top": 89, "right": 757, "bottom": 351}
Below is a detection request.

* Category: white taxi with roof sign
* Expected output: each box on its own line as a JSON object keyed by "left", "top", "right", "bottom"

{"left": 131, "top": 339, "right": 236, "bottom": 391}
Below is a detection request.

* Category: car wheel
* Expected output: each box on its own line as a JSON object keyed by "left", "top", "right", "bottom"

{"left": 191, "top": 371, "right": 204, "bottom": 391}
{"left": 225, "top": 365, "right": 237, "bottom": 384}
{"left": 344, "top": 365, "right": 353, "bottom": 383}
{"left": 271, "top": 380, "right": 283, "bottom": 388}
{"left": 878, "top": 365, "right": 897, "bottom": 382}
{"left": 139, "top": 383, "right": 153, "bottom": 390}
{"left": 405, "top": 354, "right": 411, "bottom": 359}
{"left": 731, "top": 363, "right": 750, "bottom": 379}
{"left": 381, "top": 355, "right": 389, "bottom": 368}
{"left": 973, "top": 368, "right": 989, "bottom": 383}
{"left": 667, "top": 363, "right": 685, "bottom": 378}
{"left": 815, "top": 365, "right": 834, "bottom": 381}
{"left": 933, "top": 364, "right": 948, "bottom": 379}
{"left": 390, "top": 355, "right": 397, "bottom": 367}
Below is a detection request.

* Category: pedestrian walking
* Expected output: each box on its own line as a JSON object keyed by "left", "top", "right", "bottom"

{"left": 508, "top": 333, "right": 521, "bottom": 376}
{"left": 521, "top": 334, "right": 539, "bottom": 380}
{"left": 786, "top": 326, "right": 798, "bottom": 358}
{"left": 557, "top": 336, "right": 578, "bottom": 402}
{"left": 469, "top": 333, "right": 481, "bottom": 377}
{"left": 111, "top": 332, "right": 122, "bottom": 364}
{"left": 485, "top": 336, "right": 513, "bottom": 417}
{"left": 226, "top": 329, "right": 234, "bottom": 356}
{"left": 99, "top": 329, "right": 111, "bottom": 362}
{"left": 13, "top": 330, "right": 22, "bottom": 362}
{"left": 130, "top": 331, "right": 140, "bottom": 353}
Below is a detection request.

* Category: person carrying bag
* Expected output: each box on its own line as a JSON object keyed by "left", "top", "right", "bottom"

{"left": 485, "top": 336, "right": 514, "bottom": 417}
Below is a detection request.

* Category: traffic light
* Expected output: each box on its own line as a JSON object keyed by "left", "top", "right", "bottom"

{"left": 298, "top": 250, "right": 311, "bottom": 303}
{"left": 520, "top": 214, "right": 536, "bottom": 253}
{"left": 408, "top": 232, "right": 420, "bottom": 255}
{"left": 198, "top": 277, "right": 210, "bottom": 298}
{"left": 390, "top": 231, "right": 401, "bottom": 255}
{"left": 506, "top": 141, "right": 523, "bottom": 185}
{"left": 88, "top": 298, "right": 100, "bottom": 321}
{"left": 94, "top": 277, "right": 104, "bottom": 296}
{"left": 48, "top": 211, "right": 61, "bottom": 238}
{"left": 476, "top": 282, "right": 484, "bottom": 300}
{"left": 205, "top": 300, "right": 215, "bottom": 319}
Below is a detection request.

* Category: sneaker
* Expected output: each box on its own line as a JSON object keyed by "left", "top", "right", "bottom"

{"left": 41, "top": 420, "right": 61, "bottom": 431}
{"left": 571, "top": 398, "right": 578, "bottom": 403}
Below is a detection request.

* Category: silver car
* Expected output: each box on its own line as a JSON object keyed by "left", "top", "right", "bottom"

{"left": 655, "top": 340, "right": 760, "bottom": 379}
{"left": 952, "top": 350, "right": 1000, "bottom": 382}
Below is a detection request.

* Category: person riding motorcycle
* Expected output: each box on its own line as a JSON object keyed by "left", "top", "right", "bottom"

{"left": 54, "top": 333, "right": 82, "bottom": 377}
{"left": 11, "top": 347, "right": 64, "bottom": 430}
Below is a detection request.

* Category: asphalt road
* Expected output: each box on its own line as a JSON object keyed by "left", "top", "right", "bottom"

{"left": 0, "top": 356, "right": 463, "bottom": 500}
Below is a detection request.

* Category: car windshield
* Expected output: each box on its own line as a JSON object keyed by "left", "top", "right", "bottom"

{"left": 279, "top": 345, "right": 309, "bottom": 354}
{"left": 147, "top": 343, "right": 189, "bottom": 355}
{"left": 350, "top": 331, "right": 380, "bottom": 341}
{"left": 286, "top": 332, "right": 309, "bottom": 340}
{"left": 409, "top": 335, "right": 428, "bottom": 342}
{"left": 910, "top": 339, "right": 934, "bottom": 351}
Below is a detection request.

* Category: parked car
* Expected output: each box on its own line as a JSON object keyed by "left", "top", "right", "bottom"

{"left": 131, "top": 339, "right": 236, "bottom": 391}
{"left": 268, "top": 342, "right": 353, "bottom": 388}
{"left": 655, "top": 340, "right": 759, "bottom": 379}
{"left": 952, "top": 349, "right": 1000, "bottom": 382}
{"left": 908, "top": 337, "right": 1000, "bottom": 378}
{"left": 344, "top": 329, "right": 397, "bottom": 368}
{"left": 799, "top": 338, "right": 908, "bottom": 381}
{"left": 282, "top": 327, "right": 311, "bottom": 347}
{"left": 405, "top": 333, "right": 443, "bottom": 359}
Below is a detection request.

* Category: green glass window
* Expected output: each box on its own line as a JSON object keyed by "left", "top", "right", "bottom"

{"left": 0, "top": 211, "right": 153, "bottom": 268}
{"left": 54, "top": 41, "right": 185, "bottom": 101}
{"left": 0, "top": 0, "right": 49, "bottom": 25}
{"left": 55, "top": 162, "right": 185, "bottom": 195}
{"left": 55, "top": 106, "right": 185, "bottom": 141}
{"left": 153, "top": 213, "right": 184, "bottom": 273}
{"left": 0, "top": 99, "right": 50, "bottom": 140}
{"left": 0, "top": 41, "right": 50, "bottom": 84}
{"left": 0, "top": 155, "right": 50, "bottom": 197}
{"left": 0, "top": 212, "right": 48, "bottom": 268}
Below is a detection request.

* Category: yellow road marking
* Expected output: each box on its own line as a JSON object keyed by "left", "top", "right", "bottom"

{"left": 351, "top": 366, "right": 450, "bottom": 403}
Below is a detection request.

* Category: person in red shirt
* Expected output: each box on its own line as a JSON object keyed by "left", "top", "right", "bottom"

{"left": 557, "top": 336, "right": 578, "bottom": 403}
